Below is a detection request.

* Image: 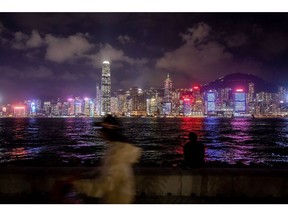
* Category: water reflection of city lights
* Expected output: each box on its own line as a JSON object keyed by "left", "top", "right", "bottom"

{"left": 223, "top": 118, "right": 253, "bottom": 163}
{"left": 200, "top": 118, "right": 258, "bottom": 165}
{"left": 180, "top": 117, "right": 204, "bottom": 139}
{"left": 174, "top": 117, "right": 205, "bottom": 157}
{"left": 9, "top": 147, "right": 27, "bottom": 159}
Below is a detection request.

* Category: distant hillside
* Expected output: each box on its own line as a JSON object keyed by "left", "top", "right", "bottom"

{"left": 201, "top": 73, "right": 278, "bottom": 93}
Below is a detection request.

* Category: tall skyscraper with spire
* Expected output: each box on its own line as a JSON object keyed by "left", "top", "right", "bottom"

{"left": 163, "top": 73, "right": 172, "bottom": 115}
{"left": 164, "top": 74, "right": 172, "bottom": 101}
{"left": 101, "top": 61, "right": 111, "bottom": 115}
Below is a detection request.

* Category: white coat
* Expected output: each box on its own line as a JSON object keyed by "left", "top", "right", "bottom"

{"left": 73, "top": 141, "right": 142, "bottom": 204}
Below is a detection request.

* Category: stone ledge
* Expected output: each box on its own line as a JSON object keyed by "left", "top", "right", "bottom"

{"left": 0, "top": 167, "right": 288, "bottom": 200}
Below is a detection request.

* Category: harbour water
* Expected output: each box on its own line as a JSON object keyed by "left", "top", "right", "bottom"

{"left": 1, "top": 117, "right": 288, "bottom": 168}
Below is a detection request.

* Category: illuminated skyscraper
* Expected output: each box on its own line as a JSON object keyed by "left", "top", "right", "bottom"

{"left": 130, "top": 87, "right": 146, "bottom": 116}
{"left": 278, "top": 86, "right": 287, "bottom": 103}
{"left": 68, "top": 98, "right": 75, "bottom": 116}
{"left": 110, "top": 96, "right": 118, "bottom": 114}
{"left": 101, "top": 61, "right": 111, "bottom": 115}
{"left": 183, "top": 98, "right": 192, "bottom": 116}
{"left": 74, "top": 97, "right": 83, "bottom": 115}
{"left": 14, "top": 106, "right": 26, "bottom": 117}
{"left": 234, "top": 89, "right": 246, "bottom": 113}
{"left": 131, "top": 87, "right": 139, "bottom": 112}
{"left": 163, "top": 74, "right": 172, "bottom": 115}
{"left": 164, "top": 74, "right": 172, "bottom": 100}
{"left": 247, "top": 82, "right": 255, "bottom": 114}
{"left": 84, "top": 98, "right": 91, "bottom": 117}
{"left": 248, "top": 82, "right": 255, "bottom": 103}
{"left": 206, "top": 91, "right": 216, "bottom": 114}
{"left": 95, "top": 84, "right": 101, "bottom": 116}
{"left": 43, "top": 101, "right": 51, "bottom": 115}
{"left": 191, "top": 86, "right": 203, "bottom": 115}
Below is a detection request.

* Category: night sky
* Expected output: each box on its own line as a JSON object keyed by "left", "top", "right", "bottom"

{"left": 1, "top": 13, "right": 288, "bottom": 103}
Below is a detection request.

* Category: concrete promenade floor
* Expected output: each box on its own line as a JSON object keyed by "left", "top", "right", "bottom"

{"left": 1, "top": 167, "right": 288, "bottom": 204}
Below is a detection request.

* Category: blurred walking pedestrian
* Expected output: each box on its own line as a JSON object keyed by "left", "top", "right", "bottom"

{"left": 73, "top": 115, "right": 142, "bottom": 204}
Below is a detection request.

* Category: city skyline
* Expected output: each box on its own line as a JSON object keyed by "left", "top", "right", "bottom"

{"left": 1, "top": 13, "right": 288, "bottom": 103}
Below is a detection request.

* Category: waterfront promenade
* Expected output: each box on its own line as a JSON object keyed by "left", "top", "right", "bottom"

{"left": 1, "top": 167, "right": 288, "bottom": 204}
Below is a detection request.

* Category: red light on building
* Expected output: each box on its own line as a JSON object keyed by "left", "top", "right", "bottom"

{"left": 184, "top": 98, "right": 190, "bottom": 101}
{"left": 14, "top": 106, "right": 25, "bottom": 109}
{"left": 193, "top": 86, "right": 199, "bottom": 90}
{"left": 236, "top": 89, "right": 243, "bottom": 92}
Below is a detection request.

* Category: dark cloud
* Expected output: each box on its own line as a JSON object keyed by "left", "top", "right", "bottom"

{"left": 117, "top": 34, "right": 134, "bottom": 44}
{"left": 11, "top": 31, "right": 29, "bottom": 49}
{"left": 0, "top": 13, "right": 288, "bottom": 102}
{"left": 88, "top": 43, "right": 148, "bottom": 68}
{"left": 156, "top": 22, "right": 236, "bottom": 82}
{"left": 26, "top": 30, "right": 43, "bottom": 48}
{"left": 45, "top": 33, "right": 94, "bottom": 63}
{"left": 260, "top": 32, "right": 288, "bottom": 57}
{"left": 0, "top": 21, "right": 4, "bottom": 33}
{"left": 11, "top": 30, "right": 43, "bottom": 49}
{"left": 225, "top": 33, "right": 248, "bottom": 47}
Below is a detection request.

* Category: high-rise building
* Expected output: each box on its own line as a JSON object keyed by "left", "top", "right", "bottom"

{"left": 130, "top": 87, "right": 146, "bottom": 116}
{"left": 95, "top": 84, "right": 101, "bottom": 116}
{"left": 101, "top": 61, "right": 111, "bottom": 115}
{"left": 248, "top": 83, "right": 255, "bottom": 103}
{"left": 278, "top": 86, "right": 287, "bottom": 103}
{"left": 183, "top": 98, "right": 192, "bottom": 116}
{"left": 89, "top": 100, "right": 95, "bottom": 117}
{"left": 114, "top": 89, "right": 127, "bottom": 116}
{"left": 74, "top": 97, "right": 83, "bottom": 116}
{"left": 68, "top": 98, "right": 75, "bottom": 116}
{"left": 234, "top": 89, "right": 246, "bottom": 113}
{"left": 56, "top": 100, "right": 62, "bottom": 116}
{"left": 13, "top": 106, "right": 26, "bottom": 117}
{"left": 146, "top": 96, "right": 157, "bottom": 116}
{"left": 163, "top": 74, "right": 172, "bottom": 115}
{"left": 131, "top": 87, "right": 139, "bottom": 112}
{"left": 218, "top": 87, "right": 232, "bottom": 110}
{"left": 62, "top": 102, "right": 69, "bottom": 116}
{"left": 247, "top": 82, "right": 255, "bottom": 114}
{"left": 191, "top": 86, "right": 203, "bottom": 115}
{"left": 256, "top": 92, "right": 277, "bottom": 115}
{"left": 110, "top": 96, "right": 118, "bottom": 115}
{"left": 206, "top": 91, "right": 216, "bottom": 114}
{"left": 164, "top": 74, "right": 172, "bottom": 101}
{"left": 84, "top": 97, "right": 91, "bottom": 117}
{"left": 43, "top": 101, "right": 51, "bottom": 116}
